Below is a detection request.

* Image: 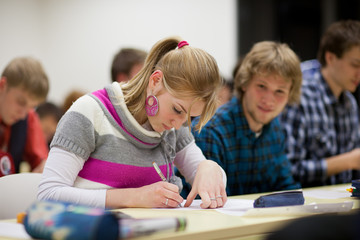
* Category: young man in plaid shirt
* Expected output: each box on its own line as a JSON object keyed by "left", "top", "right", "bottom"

{"left": 191, "top": 41, "right": 302, "bottom": 195}
{"left": 280, "top": 20, "right": 360, "bottom": 187}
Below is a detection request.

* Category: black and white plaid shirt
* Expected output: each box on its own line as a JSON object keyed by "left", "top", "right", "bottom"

{"left": 280, "top": 59, "right": 360, "bottom": 187}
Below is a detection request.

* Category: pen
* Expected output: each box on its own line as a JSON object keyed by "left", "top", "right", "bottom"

{"left": 152, "top": 161, "right": 182, "bottom": 207}
{"left": 152, "top": 161, "right": 167, "bottom": 182}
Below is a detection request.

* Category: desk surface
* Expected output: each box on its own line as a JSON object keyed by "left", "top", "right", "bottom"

{"left": 117, "top": 184, "right": 359, "bottom": 240}
{"left": 0, "top": 184, "right": 358, "bottom": 240}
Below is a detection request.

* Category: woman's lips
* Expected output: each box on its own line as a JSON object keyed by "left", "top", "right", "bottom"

{"left": 163, "top": 124, "right": 172, "bottom": 130}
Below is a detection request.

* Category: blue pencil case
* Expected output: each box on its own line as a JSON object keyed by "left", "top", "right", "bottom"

{"left": 253, "top": 191, "right": 305, "bottom": 208}
{"left": 23, "top": 200, "right": 119, "bottom": 240}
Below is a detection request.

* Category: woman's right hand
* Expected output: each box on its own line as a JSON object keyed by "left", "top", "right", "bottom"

{"left": 106, "top": 181, "right": 184, "bottom": 208}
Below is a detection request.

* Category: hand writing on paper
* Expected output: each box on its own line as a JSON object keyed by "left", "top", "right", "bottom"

{"left": 106, "top": 181, "right": 183, "bottom": 208}
{"left": 184, "top": 160, "right": 227, "bottom": 209}
{"left": 138, "top": 181, "right": 184, "bottom": 208}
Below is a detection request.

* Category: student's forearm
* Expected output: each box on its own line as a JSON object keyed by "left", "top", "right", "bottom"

{"left": 106, "top": 188, "right": 142, "bottom": 208}
{"left": 326, "top": 148, "right": 360, "bottom": 176}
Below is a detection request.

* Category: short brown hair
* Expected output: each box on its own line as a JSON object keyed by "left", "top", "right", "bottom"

{"left": 317, "top": 20, "right": 360, "bottom": 67}
{"left": 2, "top": 57, "right": 49, "bottom": 101}
{"left": 111, "top": 48, "right": 147, "bottom": 82}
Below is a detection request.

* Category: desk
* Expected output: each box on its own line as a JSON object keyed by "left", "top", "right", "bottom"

{"left": 117, "top": 184, "right": 359, "bottom": 240}
{"left": 0, "top": 184, "right": 358, "bottom": 240}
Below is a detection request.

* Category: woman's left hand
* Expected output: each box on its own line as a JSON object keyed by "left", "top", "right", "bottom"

{"left": 184, "top": 160, "right": 227, "bottom": 208}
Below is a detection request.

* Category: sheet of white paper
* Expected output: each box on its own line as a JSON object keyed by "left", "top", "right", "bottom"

{"left": 154, "top": 197, "right": 354, "bottom": 218}
{"left": 0, "top": 222, "right": 32, "bottom": 239}
{"left": 303, "top": 186, "right": 351, "bottom": 199}
{"left": 154, "top": 199, "right": 254, "bottom": 212}
{"left": 179, "top": 199, "right": 254, "bottom": 211}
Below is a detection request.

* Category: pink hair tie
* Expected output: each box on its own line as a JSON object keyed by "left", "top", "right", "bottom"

{"left": 178, "top": 41, "right": 189, "bottom": 49}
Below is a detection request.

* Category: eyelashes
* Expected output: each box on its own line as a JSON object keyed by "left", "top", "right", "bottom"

{"left": 173, "top": 107, "right": 182, "bottom": 114}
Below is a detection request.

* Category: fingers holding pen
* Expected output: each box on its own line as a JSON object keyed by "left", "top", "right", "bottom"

{"left": 156, "top": 181, "right": 184, "bottom": 208}
{"left": 162, "top": 197, "right": 182, "bottom": 208}
{"left": 138, "top": 181, "right": 183, "bottom": 208}
{"left": 151, "top": 162, "right": 183, "bottom": 207}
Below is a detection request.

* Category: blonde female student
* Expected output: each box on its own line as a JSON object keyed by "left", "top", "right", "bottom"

{"left": 38, "top": 37, "right": 227, "bottom": 209}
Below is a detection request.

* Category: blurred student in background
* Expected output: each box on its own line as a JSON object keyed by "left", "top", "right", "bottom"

{"left": 62, "top": 90, "right": 86, "bottom": 114}
{"left": 111, "top": 48, "right": 147, "bottom": 83}
{"left": 280, "top": 20, "right": 360, "bottom": 188}
{"left": 214, "top": 57, "right": 243, "bottom": 108}
{"left": 36, "top": 102, "right": 63, "bottom": 146}
{"left": 0, "top": 57, "right": 49, "bottom": 176}
{"left": 217, "top": 77, "right": 233, "bottom": 107}
{"left": 191, "top": 41, "right": 302, "bottom": 196}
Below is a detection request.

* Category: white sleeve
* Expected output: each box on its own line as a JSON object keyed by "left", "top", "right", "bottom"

{"left": 174, "top": 140, "right": 227, "bottom": 186}
{"left": 37, "top": 147, "right": 107, "bottom": 208}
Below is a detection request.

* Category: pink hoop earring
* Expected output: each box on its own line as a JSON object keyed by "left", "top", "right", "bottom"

{"left": 145, "top": 95, "right": 159, "bottom": 116}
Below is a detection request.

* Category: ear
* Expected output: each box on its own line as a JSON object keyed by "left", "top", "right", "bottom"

{"left": 116, "top": 73, "right": 130, "bottom": 83}
{"left": 148, "top": 70, "right": 164, "bottom": 94}
{"left": 241, "top": 85, "right": 247, "bottom": 92}
{"left": 0, "top": 77, "right": 7, "bottom": 91}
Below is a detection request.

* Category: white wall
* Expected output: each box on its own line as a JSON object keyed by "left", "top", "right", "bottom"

{"left": 0, "top": 0, "right": 237, "bottom": 105}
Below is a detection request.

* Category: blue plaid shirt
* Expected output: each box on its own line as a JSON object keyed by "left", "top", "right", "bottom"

{"left": 191, "top": 97, "right": 299, "bottom": 196}
{"left": 280, "top": 59, "right": 360, "bottom": 187}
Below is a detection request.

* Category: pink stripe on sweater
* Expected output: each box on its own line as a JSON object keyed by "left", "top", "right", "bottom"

{"left": 78, "top": 157, "right": 172, "bottom": 188}
{"left": 92, "top": 89, "right": 155, "bottom": 146}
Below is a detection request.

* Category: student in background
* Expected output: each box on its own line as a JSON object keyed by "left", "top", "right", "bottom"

{"left": 280, "top": 20, "right": 360, "bottom": 188}
{"left": 62, "top": 90, "right": 86, "bottom": 113}
{"left": 191, "top": 41, "right": 302, "bottom": 196}
{"left": 215, "top": 57, "right": 243, "bottom": 108}
{"left": 38, "top": 36, "right": 227, "bottom": 209}
{"left": 111, "top": 48, "right": 147, "bottom": 83}
{"left": 0, "top": 57, "right": 49, "bottom": 175}
{"left": 352, "top": 85, "right": 360, "bottom": 115}
{"left": 36, "top": 102, "right": 63, "bottom": 146}
{"left": 217, "top": 77, "right": 233, "bottom": 107}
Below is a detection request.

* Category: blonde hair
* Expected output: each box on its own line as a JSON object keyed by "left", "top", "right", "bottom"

{"left": 2, "top": 57, "right": 49, "bottom": 101}
{"left": 234, "top": 41, "right": 302, "bottom": 104}
{"left": 121, "top": 36, "right": 222, "bottom": 132}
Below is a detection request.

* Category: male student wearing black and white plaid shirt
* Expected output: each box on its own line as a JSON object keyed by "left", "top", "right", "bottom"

{"left": 281, "top": 20, "right": 360, "bottom": 188}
